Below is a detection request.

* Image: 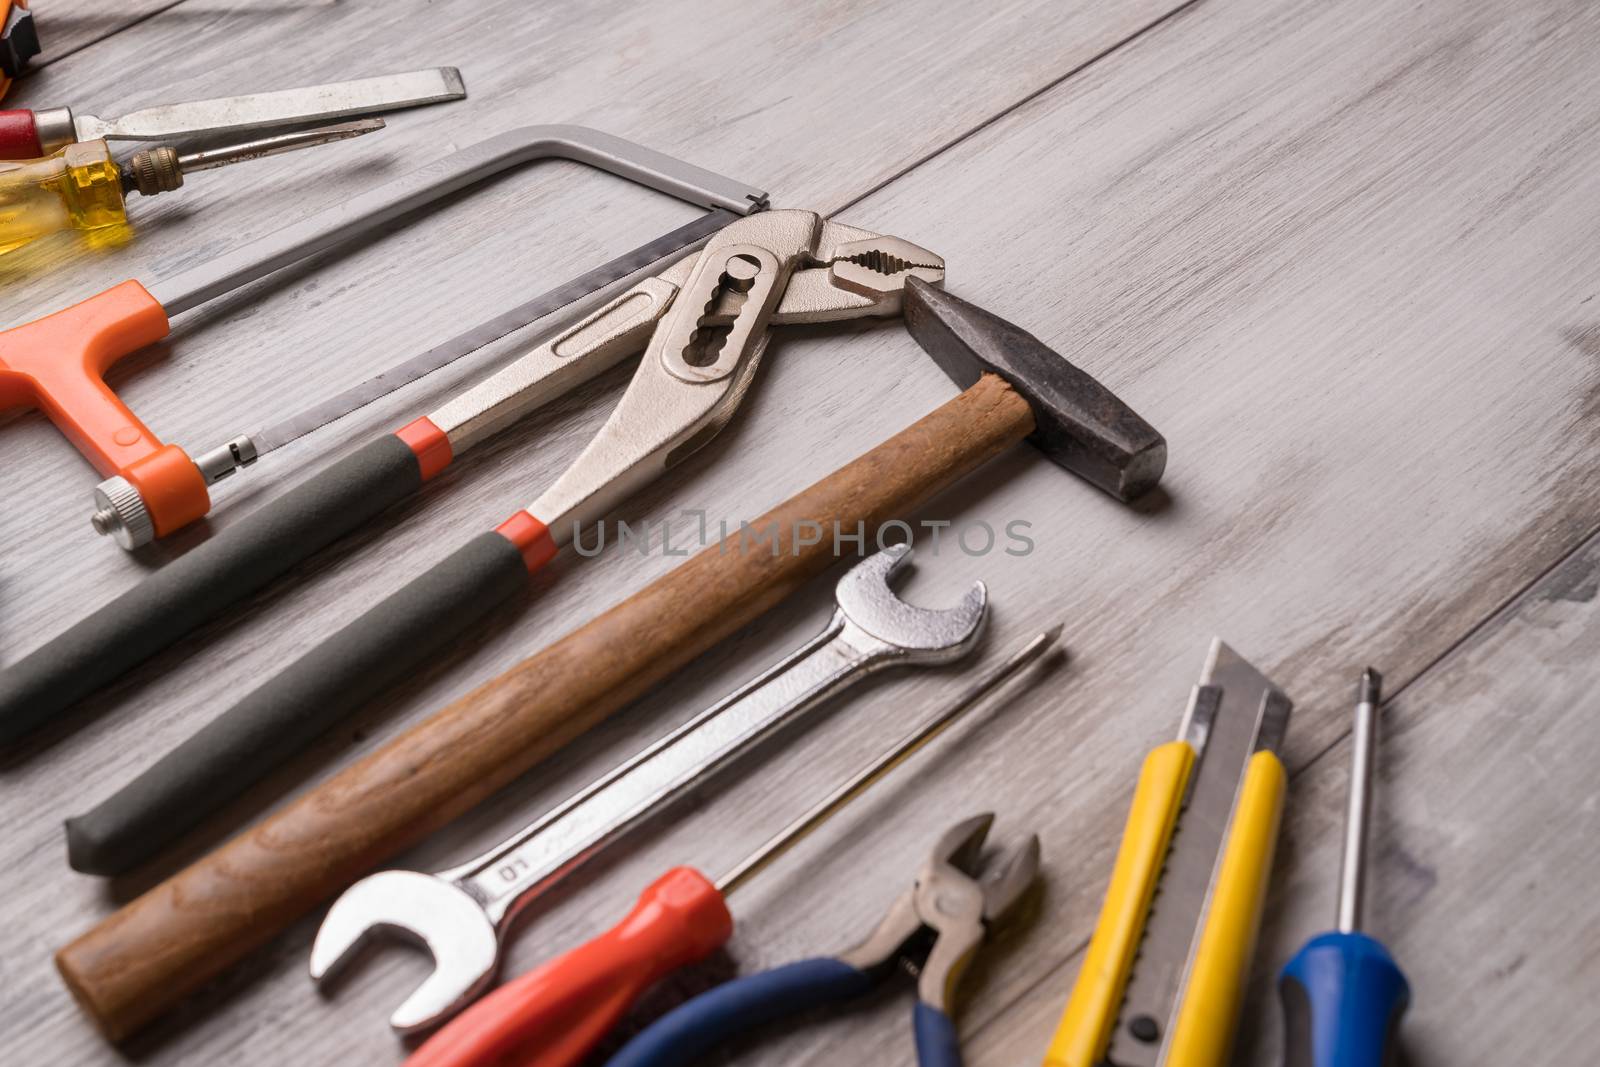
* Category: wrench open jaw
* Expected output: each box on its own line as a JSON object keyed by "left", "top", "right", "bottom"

{"left": 310, "top": 871, "right": 499, "bottom": 1034}
{"left": 307, "top": 546, "right": 983, "bottom": 1037}
{"left": 835, "top": 542, "right": 988, "bottom": 662}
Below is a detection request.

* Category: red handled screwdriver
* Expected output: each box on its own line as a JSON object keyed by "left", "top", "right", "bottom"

{"left": 405, "top": 626, "right": 1060, "bottom": 1067}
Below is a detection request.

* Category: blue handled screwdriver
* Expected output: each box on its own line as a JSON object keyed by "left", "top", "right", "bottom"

{"left": 1278, "top": 668, "right": 1411, "bottom": 1066}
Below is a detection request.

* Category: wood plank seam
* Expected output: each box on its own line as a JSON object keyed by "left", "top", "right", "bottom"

{"left": 28, "top": 0, "right": 193, "bottom": 72}
{"left": 1288, "top": 514, "right": 1600, "bottom": 780}
{"left": 7, "top": 0, "right": 1596, "bottom": 1061}
{"left": 827, "top": 0, "right": 1214, "bottom": 217}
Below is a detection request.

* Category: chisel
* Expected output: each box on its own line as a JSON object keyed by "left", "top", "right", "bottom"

{"left": 0, "top": 67, "right": 465, "bottom": 159}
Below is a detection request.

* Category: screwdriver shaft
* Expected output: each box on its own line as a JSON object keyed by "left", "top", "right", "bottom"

{"left": 175, "top": 118, "right": 385, "bottom": 173}
{"left": 715, "top": 625, "right": 1062, "bottom": 897}
{"left": 1277, "top": 667, "right": 1409, "bottom": 1067}
{"left": 1336, "top": 667, "right": 1381, "bottom": 933}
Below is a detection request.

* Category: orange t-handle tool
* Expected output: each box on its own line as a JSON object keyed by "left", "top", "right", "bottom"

{"left": 0, "top": 125, "right": 769, "bottom": 547}
{"left": 407, "top": 868, "right": 732, "bottom": 1067}
{"left": 0, "top": 281, "right": 206, "bottom": 539}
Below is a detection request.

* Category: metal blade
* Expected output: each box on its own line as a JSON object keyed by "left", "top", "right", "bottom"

{"left": 74, "top": 67, "right": 466, "bottom": 142}
{"left": 1105, "top": 639, "right": 1291, "bottom": 1067}
{"left": 173, "top": 118, "right": 385, "bottom": 174}
{"left": 248, "top": 209, "right": 733, "bottom": 456}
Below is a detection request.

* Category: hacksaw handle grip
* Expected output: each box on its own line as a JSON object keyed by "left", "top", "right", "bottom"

{"left": 0, "top": 109, "right": 43, "bottom": 158}
{"left": 0, "top": 431, "right": 429, "bottom": 750}
{"left": 0, "top": 280, "right": 215, "bottom": 536}
{"left": 410, "top": 867, "right": 732, "bottom": 1067}
{"left": 0, "top": 281, "right": 168, "bottom": 470}
{"left": 63, "top": 517, "right": 545, "bottom": 875}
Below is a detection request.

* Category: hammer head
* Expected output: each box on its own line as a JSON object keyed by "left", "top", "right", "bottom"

{"left": 903, "top": 277, "right": 1166, "bottom": 501}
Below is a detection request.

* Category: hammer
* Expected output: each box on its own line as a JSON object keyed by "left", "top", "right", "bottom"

{"left": 55, "top": 278, "right": 1165, "bottom": 1041}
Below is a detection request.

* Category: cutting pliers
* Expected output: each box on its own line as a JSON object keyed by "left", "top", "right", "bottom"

{"left": 604, "top": 814, "right": 1040, "bottom": 1067}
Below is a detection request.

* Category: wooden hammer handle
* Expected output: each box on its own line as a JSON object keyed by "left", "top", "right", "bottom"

{"left": 55, "top": 374, "right": 1035, "bottom": 1041}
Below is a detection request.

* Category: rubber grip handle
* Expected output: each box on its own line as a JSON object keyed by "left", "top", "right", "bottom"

{"left": 64, "top": 527, "right": 532, "bottom": 875}
{"left": 0, "top": 109, "right": 42, "bottom": 159}
{"left": 0, "top": 433, "right": 426, "bottom": 747}
{"left": 410, "top": 867, "right": 733, "bottom": 1067}
{"left": 1279, "top": 932, "right": 1409, "bottom": 1067}
{"left": 913, "top": 1001, "right": 964, "bottom": 1067}
{"left": 605, "top": 957, "right": 874, "bottom": 1067}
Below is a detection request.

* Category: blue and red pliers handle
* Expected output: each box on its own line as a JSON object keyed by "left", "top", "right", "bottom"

{"left": 606, "top": 957, "right": 941, "bottom": 1067}
{"left": 605, "top": 815, "right": 1040, "bottom": 1067}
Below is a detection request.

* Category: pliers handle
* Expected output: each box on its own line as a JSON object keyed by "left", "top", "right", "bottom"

{"left": 602, "top": 958, "right": 963, "bottom": 1067}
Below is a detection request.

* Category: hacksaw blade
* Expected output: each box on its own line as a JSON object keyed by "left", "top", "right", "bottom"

{"left": 247, "top": 208, "right": 736, "bottom": 456}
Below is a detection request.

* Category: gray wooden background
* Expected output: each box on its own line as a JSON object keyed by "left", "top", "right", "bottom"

{"left": 3, "top": 1, "right": 1597, "bottom": 1063}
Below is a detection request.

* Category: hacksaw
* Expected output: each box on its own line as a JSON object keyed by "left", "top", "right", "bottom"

{"left": 0, "top": 125, "right": 766, "bottom": 549}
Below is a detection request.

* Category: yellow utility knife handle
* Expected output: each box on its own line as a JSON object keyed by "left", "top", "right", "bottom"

{"left": 1043, "top": 741, "right": 1194, "bottom": 1067}
{"left": 1164, "top": 749, "right": 1287, "bottom": 1067}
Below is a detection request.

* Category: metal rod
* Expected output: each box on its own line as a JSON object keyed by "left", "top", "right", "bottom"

{"left": 232, "top": 209, "right": 732, "bottom": 462}
{"left": 143, "top": 125, "right": 769, "bottom": 317}
{"left": 715, "top": 625, "right": 1063, "bottom": 897}
{"left": 1337, "top": 667, "right": 1382, "bottom": 932}
{"left": 175, "top": 118, "right": 385, "bottom": 173}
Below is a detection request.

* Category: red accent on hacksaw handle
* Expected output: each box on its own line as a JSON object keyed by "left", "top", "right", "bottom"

{"left": 495, "top": 510, "right": 558, "bottom": 574}
{"left": 0, "top": 108, "right": 42, "bottom": 158}
{"left": 405, "top": 867, "right": 732, "bottom": 1067}
{"left": 395, "top": 415, "right": 453, "bottom": 480}
{"left": 0, "top": 280, "right": 212, "bottom": 535}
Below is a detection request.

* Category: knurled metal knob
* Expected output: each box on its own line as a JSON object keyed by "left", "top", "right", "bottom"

{"left": 124, "top": 146, "right": 184, "bottom": 197}
{"left": 91, "top": 476, "right": 155, "bottom": 550}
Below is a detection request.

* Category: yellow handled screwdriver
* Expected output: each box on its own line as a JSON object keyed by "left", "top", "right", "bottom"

{"left": 1042, "top": 639, "right": 1293, "bottom": 1067}
{"left": 0, "top": 117, "right": 382, "bottom": 255}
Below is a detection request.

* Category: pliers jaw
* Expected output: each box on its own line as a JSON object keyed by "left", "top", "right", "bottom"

{"left": 839, "top": 813, "right": 1042, "bottom": 1014}
{"left": 521, "top": 210, "right": 945, "bottom": 541}
{"left": 771, "top": 225, "right": 945, "bottom": 323}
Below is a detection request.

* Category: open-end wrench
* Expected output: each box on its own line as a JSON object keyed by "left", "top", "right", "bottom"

{"left": 308, "top": 543, "right": 986, "bottom": 1035}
